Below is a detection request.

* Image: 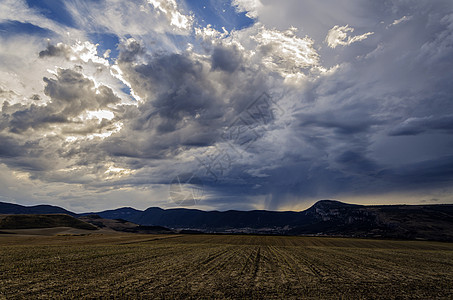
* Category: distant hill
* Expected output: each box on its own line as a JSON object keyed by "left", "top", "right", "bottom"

{"left": 1, "top": 200, "right": 453, "bottom": 241}
{"left": 95, "top": 206, "right": 307, "bottom": 230}
{"left": 78, "top": 214, "right": 138, "bottom": 231}
{"left": 78, "top": 214, "right": 175, "bottom": 234}
{"left": 0, "top": 214, "right": 97, "bottom": 230}
{"left": 0, "top": 202, "right": 76, "bottom": 216}
{"left": 82, "top": 207, "right": 142, "bottom": 221}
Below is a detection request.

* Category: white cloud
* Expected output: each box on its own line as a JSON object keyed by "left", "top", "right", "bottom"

{"left": 252, "top": 26, "right": 319, "bottom": 75}
{"left": 232, "top": 0, "right": 263, "bottom": 19}
{"left": 196, "top": 24, "right": 320, "bottom": 80}
{"left": 325, "top": 25, "right": 374, "bottom": 48}
{"left": 0, "top": 35, "right": 52, "bottom": 105}
{"left": 148, "top": 0, "right": 193, "bottom": 30}
{"left": 67, "top": 0, "right": 193, "bottom": 38}
{"left": 387, "top": 15, "right": 412, "bottom": 28}
{"left": 0, "top": 35, "right": 131, "bottom": 110}
{"left": 195, "top": 25, "right": 230, "bottom": 43}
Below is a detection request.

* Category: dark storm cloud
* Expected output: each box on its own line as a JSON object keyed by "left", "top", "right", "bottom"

{"left": 117, "top": 39, "right": 145, "bottom": 63}
{"left": 131, "top": 54, "right": 218, "bottom": 134}
{"left": 297, "top": 109, "right": 383, "bottom": 135}
{"left": 0, "top": 135, "right": 23, "bottom": 158}
{"left": 101, "top": 38, "right": 274, "bottom": 164}
{"left": 211, "top": 45, "right": 242, "bottom": 72}
{"left": 38, "top": 43, "right": 71, "bottom": 58}
{"left": 8, "top": 104, "right": 68, "bottom": 133}
{"left": 377, "top": 155, "right": 453, "bottom": 189}
{"left": 390, "top": 115, "right": 453, "bottom": 136}
{"left": 1, "top": 101, "right": 63, "bottom": 133}
{"left": 107, "top": 9, "right": 453, "bottom": 205}
{"left": 43, "top": 69, "right": 120, "bottom": 115}
{"left": 201, "top": 0, "right": 453, "bottom": 207}
{"left": 106, "top": 51, "right": 225, "bottom": 158}
{"left": 0, "top": 133, "right": 58, "bottom": 172}
{"left": 335, "top": 150, "right": 378, "bottom": 175}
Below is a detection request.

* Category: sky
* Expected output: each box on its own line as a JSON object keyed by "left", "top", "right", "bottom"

{"left": 1, "top": 0, "right": 453, "bottom": 212}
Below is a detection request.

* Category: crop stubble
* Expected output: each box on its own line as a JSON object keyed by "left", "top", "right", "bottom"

{"left": 0, "top": 234, "right": 452, "bottom": 299}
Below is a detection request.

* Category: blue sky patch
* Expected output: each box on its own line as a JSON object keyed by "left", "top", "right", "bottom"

{"left": 0, "top": 21, "right": 53, "bottom": 38}
{"left": 184, "top": 0, "right": 254, "bottom": 32}
{"left": 26, "top": 0, "right": 76, "bottom": 28}
{"left": 88, "top": 33, "right": 120, "bottom": 62}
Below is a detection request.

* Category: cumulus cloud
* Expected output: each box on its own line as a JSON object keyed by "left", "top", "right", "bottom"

{"left": 1, "top": 69, "right": 120, "bottom": 133}
{"left": 38, "top": 42, "right": 72, "bottom": 59}
{"left": 43, "top": 69, "right": 120, "bottom": 116}
{"left": 148, "top": 0, "right": 193, "bottom": 30}
{"left": 101, "top": 31, "right": 279, "bottom": 163}
{"left": 232, "top": 0, "right": 263, "bottom": 19}
{"left": 253, "top": 26, "right": 319, "bottom": 75}
{"left": 196, "top": 23, "right": 321, "bottom": 82}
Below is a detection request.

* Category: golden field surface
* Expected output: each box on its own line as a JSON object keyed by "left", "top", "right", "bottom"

{"left": 1, "top": 233, "right": 452, "bottom": 299}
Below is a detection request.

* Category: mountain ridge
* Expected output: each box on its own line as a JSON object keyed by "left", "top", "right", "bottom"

{"left": 1, "top": 200, "right": 453, "bottom": 241}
